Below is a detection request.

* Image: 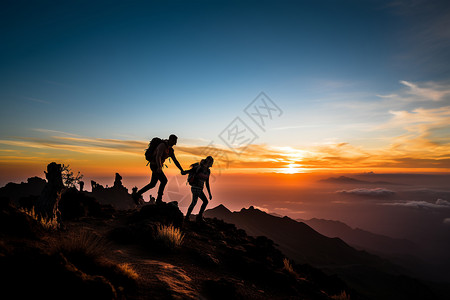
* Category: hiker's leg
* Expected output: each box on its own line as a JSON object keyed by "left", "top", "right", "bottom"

{"left": 197, "top": 191, "right": 209, "bottom": 217}
{"left": 186, "top": 189, "right": 199, "bottom": 218}
{"left": 138, "top": 165, "right": 159, "bottom": 195}
{"left": 156, "top": 171, "right": 168, "bottom": 202}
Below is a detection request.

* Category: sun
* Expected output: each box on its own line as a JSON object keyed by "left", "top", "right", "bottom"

{"left": 273, "top": 146, "right": 308, "bottom": 174}
{"left": 279, "top": 163, "right": 304, "bottom": 174}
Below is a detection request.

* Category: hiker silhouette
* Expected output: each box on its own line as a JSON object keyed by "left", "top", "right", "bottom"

{"left": 183, "top": 156, "right": 214, "bottom": 223}
{"left": 132, "top": 134, "right": 185, "bottom": 205}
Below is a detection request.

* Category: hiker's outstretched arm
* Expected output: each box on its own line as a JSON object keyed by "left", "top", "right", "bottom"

{"left": 206, "top": 177, "right": 212, "bottom": 200}
{"left": 171, "top": 153, "right": 184, "bottom": 172}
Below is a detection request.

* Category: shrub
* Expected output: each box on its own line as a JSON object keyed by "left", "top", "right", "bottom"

{"left": 155, "top": 224, "right": 184, "bottom": 250}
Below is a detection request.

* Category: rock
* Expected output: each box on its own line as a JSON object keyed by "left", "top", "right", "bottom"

{"left": 130, "top": 202, "right": 184, "bottom": 228}
{"left": 0, "top": 200, "right": 42, "bottom": 238}
{"left": 58, "top": 188, "right": 102, "bottom": 220}
{"left": 36, "top": 162, "right": 64, "bottom": 219}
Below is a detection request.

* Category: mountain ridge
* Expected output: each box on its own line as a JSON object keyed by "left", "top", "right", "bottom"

{"left": 205, "top": 205, "right": 438, "bottom": 300}
{"left": 318, "top": 176, "right": 403, "bottom": 185}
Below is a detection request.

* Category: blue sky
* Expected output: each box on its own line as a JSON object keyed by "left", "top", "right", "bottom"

{"left": 1, "top": 0, "right": 450, "bottom": 181}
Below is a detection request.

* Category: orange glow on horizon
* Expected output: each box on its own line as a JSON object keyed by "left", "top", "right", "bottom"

{"left": 1, "top": 132, "right": 450, "bottom": 185}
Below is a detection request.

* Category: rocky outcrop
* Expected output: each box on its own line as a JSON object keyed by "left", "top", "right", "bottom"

{"left": 90, "top": 173, "right": 136, "bottom": 210}
{"left": 36, "top": 162, "right": 65, "bottom": 219}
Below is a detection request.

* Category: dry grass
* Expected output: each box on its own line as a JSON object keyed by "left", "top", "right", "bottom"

{"left": 331, "top": 291, "right": 351, "bottom": 300}
{"left": 155, "top": 224, "right": 185, "bottom": 249}
{"left": 117, "top": 263, "right": 139, "bottom": 280}
{"left": 283, "top": 258, "right": 296, "bottom": 275}
{"left": 52, "top": 229, "right": 137, "bottom": 293}
{"left": 55, "top": 229, "right": 109, "bottom": 261}
{"left": 20, "top": 206, "right": 59, "bottom": 230}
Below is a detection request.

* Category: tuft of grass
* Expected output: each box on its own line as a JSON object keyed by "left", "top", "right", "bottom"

{"left": 283, "top": 258, "right": 296, "bottom": 275}
{"left": 20, "top": 206, "right": 59, "bottom": 230}
{"left": 117, "top": 263, "right": 139, "bottom": 281}
{"left": 55, "top": 229, "right": 109, "bottom": 262}
{"left": 155, "top": 224, "right": 185, "bottom": 249}
{"left": 53, "top": 230, "right": 137, "bottom": 294}
{"left": 331, "top": 291, "right": 351, "bottom": 300}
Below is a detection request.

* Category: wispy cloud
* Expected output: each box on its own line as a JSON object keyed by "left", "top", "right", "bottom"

{"left": 386, "top": 1, "right": 450, "bottom": 73}
{"left": 23, "top": 97, "right": 50, "bottom": 104}
{"left": 376, "top": 80, "right": 450, "bottom": 103}
{"left": 379, "top": 106, "right": 450, "bottom": 160}
{"left": 0, "top": 136, "right": 146, "bottom": 156}
{"left": 398, "top": 80, "right": 450, "bottom": 102}
{"left": 32, "top": 128, "right": 81, "bottom": 137}
{"left": 337, "top": 188, "right": 396, "bottom": 197}
{"left": 382, "top": 199, "right": 450, "bottom": 210}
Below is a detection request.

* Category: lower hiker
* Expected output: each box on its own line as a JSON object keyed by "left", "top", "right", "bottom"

{"left": 132, "top": 134, "right": 185, "bottom": 204}
{"left": 183, "top": 156, "right": 213, "bottom": 222}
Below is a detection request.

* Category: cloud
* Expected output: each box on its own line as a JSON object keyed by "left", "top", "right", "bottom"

{"left": 0, "top": 133, "right": 293, "bottom": 171}
{"left": 436, "top": 199, "right": 450, "bottom": 206}
{"left": 3, "top": 85, "right": 450, "bottom": 175}
{"left": 23, "top": 97, "right": 51, "bottom": 104}
{"left": 0, "top": 136, "right": 146, "bottom": 156}
{"left": 398, "top": 80, "right": 450, "bottom": 102}
{"left": 381, "top": 106, "right": 450, "bottom": 159}
{"left": 383, "top": 199, "right": 450, "bottom": 210}
{"left": 374, "top": 80, "right": 450, "bottom": 109}
{"left": 32, "top": 128, "right": 81, "bottom": 137}
{"left": 386, "top": 1, "right": 450, "bottom": 73}
{"left": 386, "top": 106, "right": 450, "bottom": 128}
{"left": 337, "top": 188, "right": 396, "bottom": 197}
{"left": 191, "top": 79, "right": 450, "bottom": 172}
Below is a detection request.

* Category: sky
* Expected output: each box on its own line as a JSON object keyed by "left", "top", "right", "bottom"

{"left": 1, "top": 0, "right": 450, "bottom": 185}
{"left": 2, "top": 1, "right": 450, "bottom": 280}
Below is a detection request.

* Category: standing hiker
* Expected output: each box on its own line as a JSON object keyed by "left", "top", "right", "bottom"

{"left": 183, "top": 156, "right": 214, "bottom": 222}
{"left": 132, "top": 134, "right": 185, "bottom": 204}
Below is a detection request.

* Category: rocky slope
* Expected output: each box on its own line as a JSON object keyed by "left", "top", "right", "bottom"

{"left": 0, "top": 193, "right": 352, "bottom": 300}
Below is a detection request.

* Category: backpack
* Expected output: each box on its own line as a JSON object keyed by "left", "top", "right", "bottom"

{"left": 187, "top": 162, "right": 201, "bottom": 186}
{"left": 145, "top": 137, "right": 164, "bottom": 164}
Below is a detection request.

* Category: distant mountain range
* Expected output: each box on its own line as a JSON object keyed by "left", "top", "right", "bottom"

{"left": 205, "top": 205, "right": 437, "bottom": 300}
{"left": 318, "top": 176, "right": 404, "bottom": 185}
{"left": 205, "top": 205, "right": 402, "bottom": 268}
{"left": 297, "top": 218, "right": 418, "bottom": 256}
